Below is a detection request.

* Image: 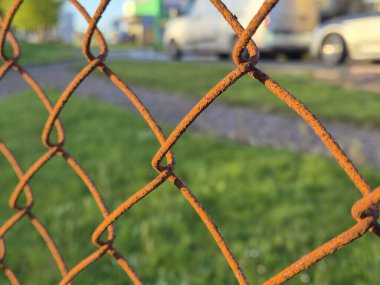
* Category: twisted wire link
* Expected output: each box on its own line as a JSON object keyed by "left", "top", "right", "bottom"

{"left": 0, "top": 0, "right": 379, "bottom": 284}
{"left": 0, "top": 143, "right": 68, "bottom": 284}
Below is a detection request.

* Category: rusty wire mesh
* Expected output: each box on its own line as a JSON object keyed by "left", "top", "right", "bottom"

{"left": 0, "top": 0, "right": 380, "bottom": 284}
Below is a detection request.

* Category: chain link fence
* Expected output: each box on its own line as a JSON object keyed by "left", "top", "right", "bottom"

{"left": 1, "top": 0, "right": 379, "bottom": 284}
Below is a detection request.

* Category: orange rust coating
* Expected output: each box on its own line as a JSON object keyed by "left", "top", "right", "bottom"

{"left": 232, "top": 0, "right": 279, "bottom": 65}
{"left": 263, "top": 216, "right": 376, "bottom": 285}
{"left": 249, "top": 67, "right": 372, "bottom": 196}
{"left": 0, "top": 0, "right": 379, "bottom": 285}
{"left": 1, "top": 0, "right": 141, "bottom": 283}
{"left": 2, "top": 265, "right": 20, "bottom": 285}
{"left": 0, "top": 143, "right": 68, "bottom": 283}
{"left": 351, "top": 188, "right": 380, "bottom": 237}
{"left": 0, "top": 0, "right": 21, "bottom": 62}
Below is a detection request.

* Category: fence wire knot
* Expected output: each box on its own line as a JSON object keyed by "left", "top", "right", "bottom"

{"left": 0, "top": 0, "right": 379, "bottom": 284}
{"left": 351, "top": 187, "right": 380, "bottom": 236}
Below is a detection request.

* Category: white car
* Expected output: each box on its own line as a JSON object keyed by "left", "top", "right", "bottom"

{"left": 310, "top": 12, "right": 380, "bottom": 65}
{"left": 163, "top": 0, "right": 319, "bottom": 60}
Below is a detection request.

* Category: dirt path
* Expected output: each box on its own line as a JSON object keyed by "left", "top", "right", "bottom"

{"left": 1, "top": 62, "right": 380, "bottom": 169}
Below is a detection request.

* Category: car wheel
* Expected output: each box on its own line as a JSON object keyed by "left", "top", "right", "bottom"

{"left": 320, "top": 34, "right": 347, "bottom": 65}
{"left": 168, "top": 40, "right": 182, "bottom": 61}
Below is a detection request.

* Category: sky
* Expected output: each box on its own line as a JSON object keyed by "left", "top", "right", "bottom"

{"left": 63, "top": 0, "right": 125, "bottom": 32}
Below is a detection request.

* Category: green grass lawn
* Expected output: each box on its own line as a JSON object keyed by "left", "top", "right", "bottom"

{"left": 4, "top": 41, "right": 81, "bottom": 66}
{"left": 1, "top": 91, "right": 380, "bottom": 284}
{"left": 107, "top": 43, "right": 152, "bottom": 52}
{"left": 3, "top": 41, "right": 149, "bottom": 66}
{"left": 107, "top": 60, "right": 380, "bottom": 127}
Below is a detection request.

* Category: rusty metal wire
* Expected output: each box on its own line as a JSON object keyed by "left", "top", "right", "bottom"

{"left": 0, "top": 0, "right": 379, "bottom": 284}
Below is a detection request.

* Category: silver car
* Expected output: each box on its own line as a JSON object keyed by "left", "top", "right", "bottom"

{"left": 310, "top": 12, "right": 380, "bottom": 65}
{"left": 164, "top": 0, "right": 318, "bottom": 60}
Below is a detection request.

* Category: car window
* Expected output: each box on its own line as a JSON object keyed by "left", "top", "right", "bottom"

{"left": 179, "top": 0, "right": 195, "bottom": 15}
{"left": 320, "top": 0, "right": 380, "bottom": 20}
{"left": 348, "top": 0, "right": 380, "bottom": 13}
{"left": 189, "top": 0, "right": 217, "bottom": 17}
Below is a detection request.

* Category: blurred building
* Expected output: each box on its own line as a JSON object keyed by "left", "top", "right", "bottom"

{"left": 121, "top": 0, "right": 192, "bottom": 45}
{"left": 57, "top": 12, "right": 74, "bottom": 44}
{"left": 121, "top": 0, "right": 380, "bottom": 46}
{"left": 15, "top": 10, "right": 74, "bottom": 43}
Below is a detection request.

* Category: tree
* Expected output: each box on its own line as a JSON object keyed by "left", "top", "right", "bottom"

{"left": 0, "top": 0, "right": 64, "bottom": 31}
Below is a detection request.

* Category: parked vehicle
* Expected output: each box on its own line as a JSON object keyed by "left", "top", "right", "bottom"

{"left": 310, "top": 11, "right": 380, "bottom": 65}
{"left": 163, "top": 0, "right": 319, "bottom": 60}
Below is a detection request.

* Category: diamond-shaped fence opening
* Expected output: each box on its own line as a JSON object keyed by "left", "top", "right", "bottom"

{"left": 0, "top": 0, "right": 379, "bottom": 284}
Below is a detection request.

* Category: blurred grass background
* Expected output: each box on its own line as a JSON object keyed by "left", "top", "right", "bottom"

{"left": 108, "top": 60, "right": 380, "bottom": 127}
{"left": 5, "top": 41, "right": 380, "bottom": 128}
{"left": 2, "top": 41, "right": 145, "bottom": 66}
{"left": 4, "top": 41, "right": 80, "bottom": 65}
{"left": 1, "top": 91, "right": 380, "bottom": 284}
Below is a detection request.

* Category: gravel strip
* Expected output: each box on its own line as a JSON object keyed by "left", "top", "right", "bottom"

{"left": 1, "top": 62, "right": 380, "bottom": 169}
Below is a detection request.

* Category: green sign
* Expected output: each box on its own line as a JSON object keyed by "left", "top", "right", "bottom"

{"left": 135, "top": 0, "right": 162, "bottom": 16}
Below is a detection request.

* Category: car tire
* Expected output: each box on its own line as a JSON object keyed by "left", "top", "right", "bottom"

{"left": 168, "top": 40, "right": 182, "bottom": 61}
{"left": 320, "top": 34, "right": 347, "bottom": 65}
{"left": 218, "top": 53, "right": 230, "bottom": 61}
{"left": 286, "top": 51, "right": 306, "bottom": 61}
